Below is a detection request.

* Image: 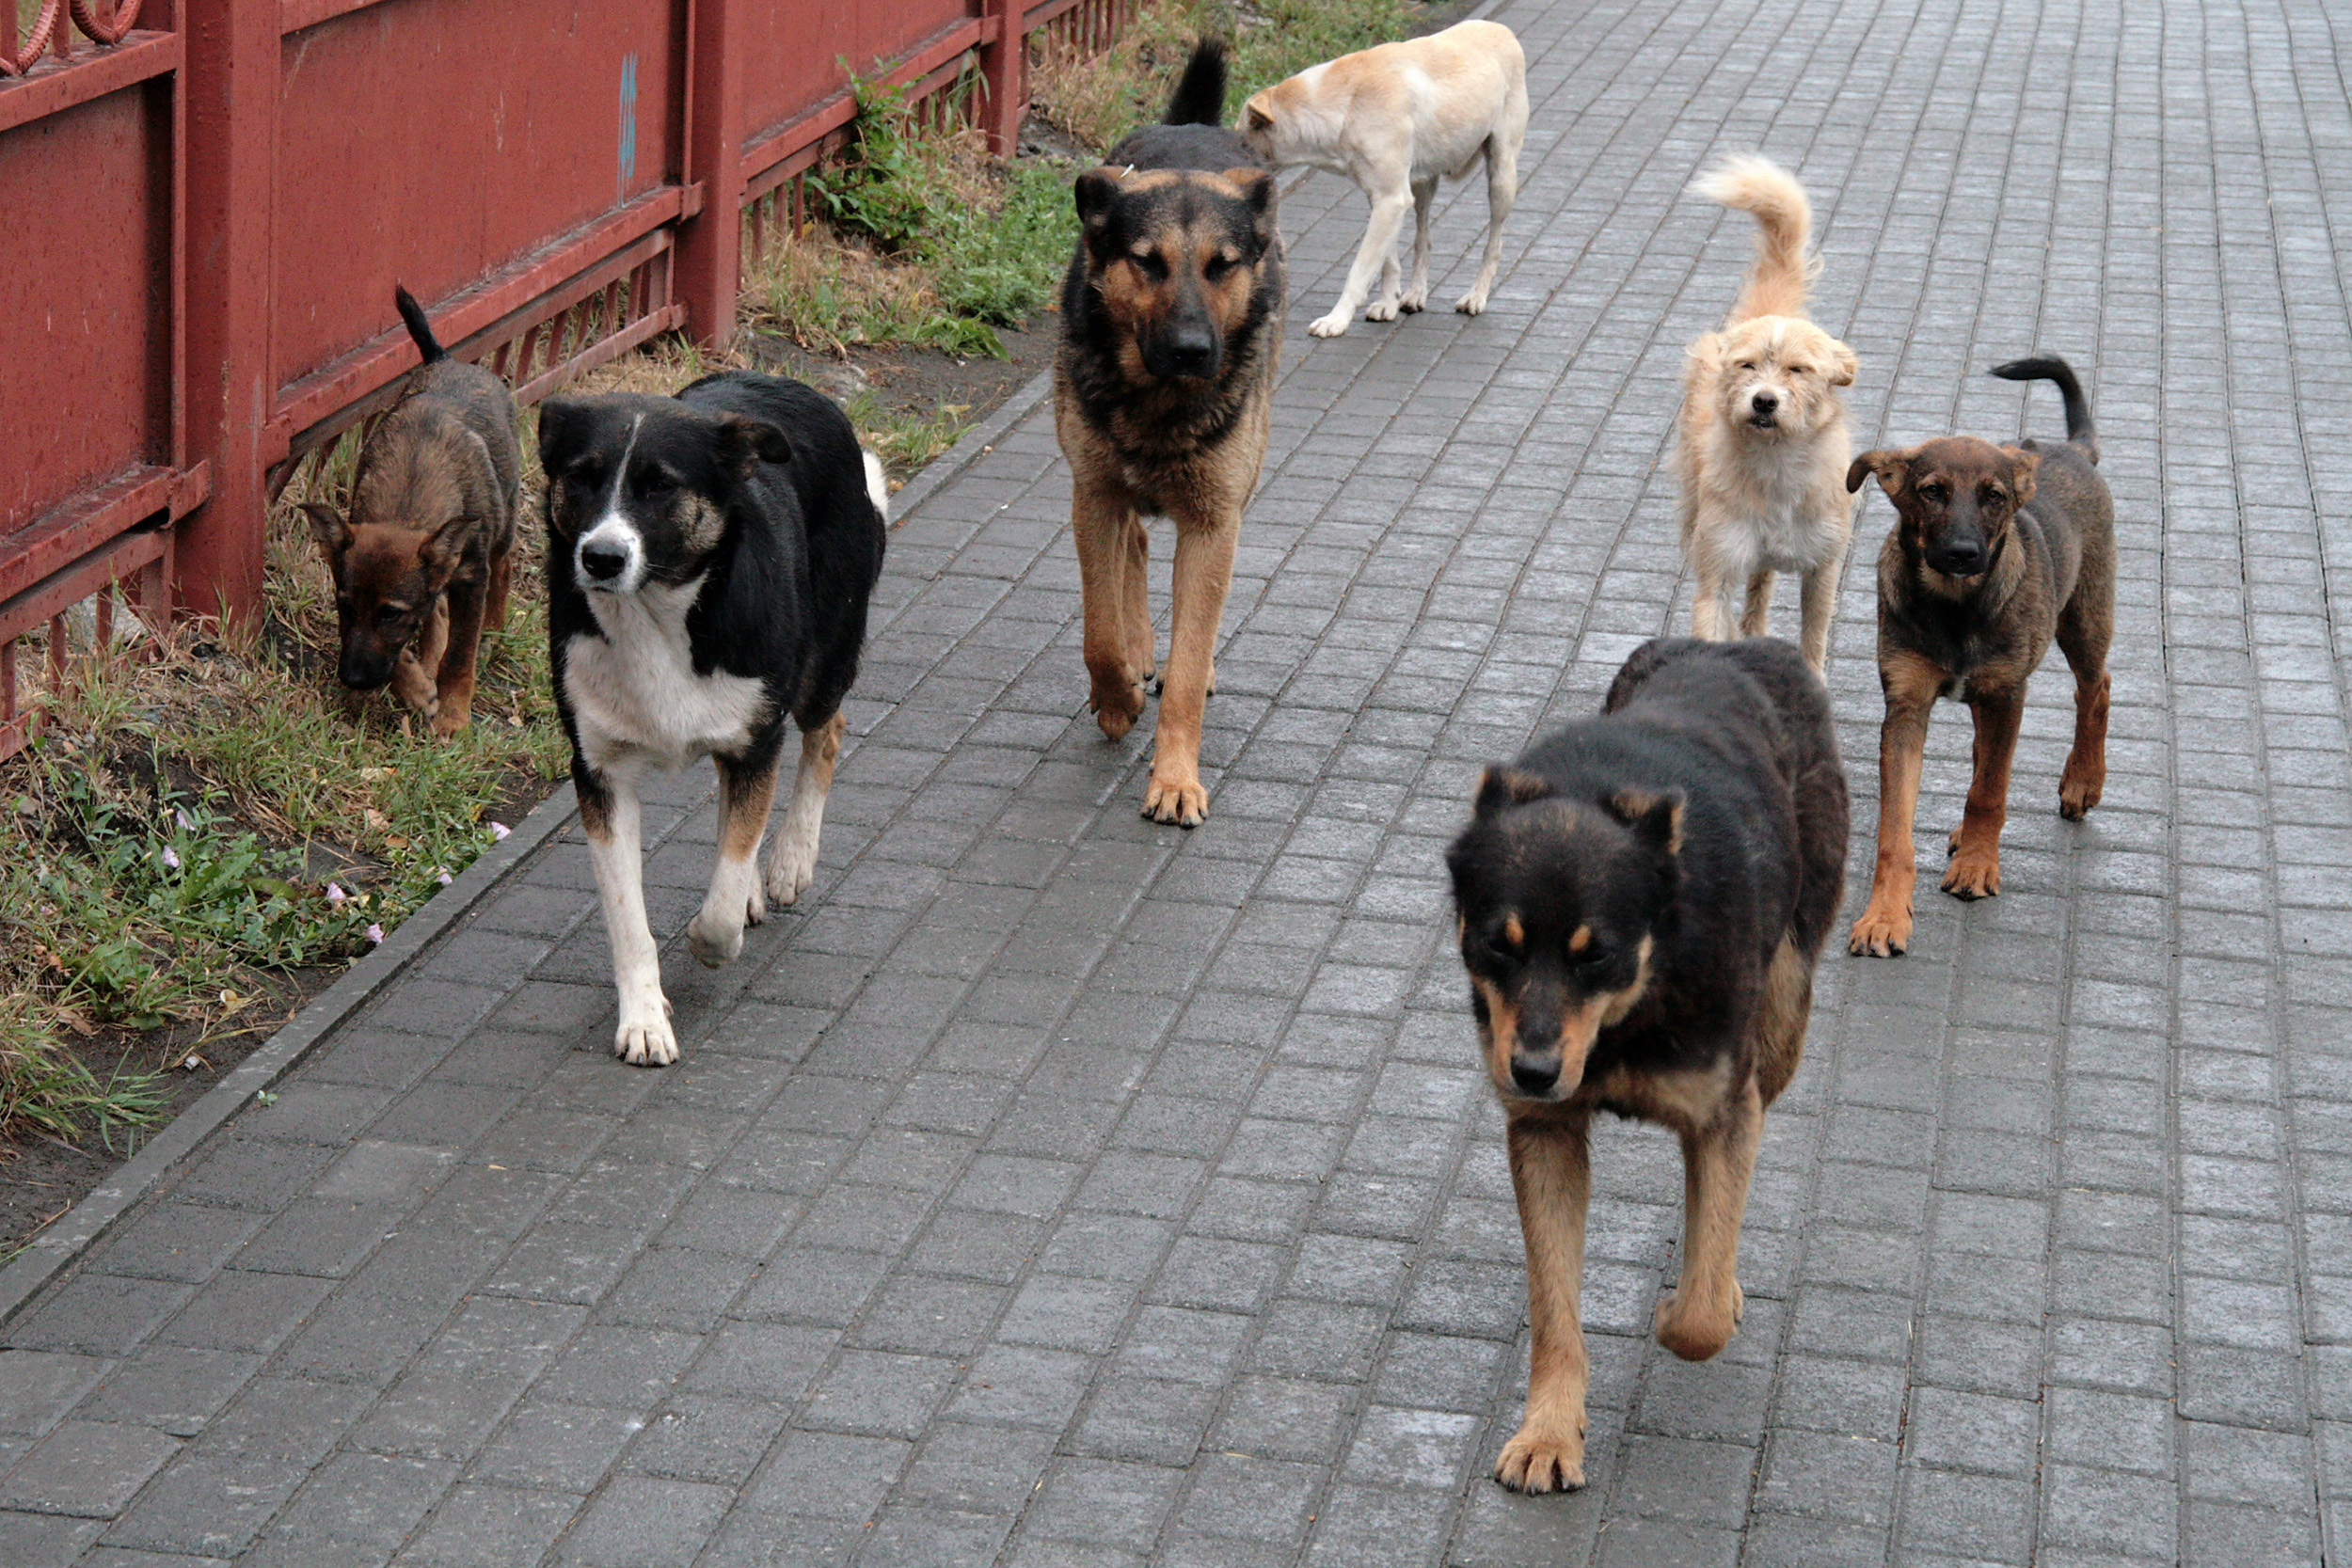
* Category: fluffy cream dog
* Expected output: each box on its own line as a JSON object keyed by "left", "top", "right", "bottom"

{"left": 1239, "top": 20, "right": 1527, "bottom": 338}
{"left": 1677, "top": 156, "right": 1859, "bottom": 673}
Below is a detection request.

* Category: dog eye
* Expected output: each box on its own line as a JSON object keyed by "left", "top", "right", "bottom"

{"left": 1919, "top": 483, "right": 1948, "bottom": 502}
{"left": 1480, "top": 930, "right": 1519, "bottom": 963}
{"left": 1203, "top": 256, "right": 1233, "bottom": 279}
{"left": 1786, "top": 365, "right": 1810, "bottom": 375}
{"left": 1134, "top": 252, "right": 1169, "bottom": 280}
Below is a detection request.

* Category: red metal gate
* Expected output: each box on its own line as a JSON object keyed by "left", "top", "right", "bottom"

{"left": 0, "top": 0, "right": 1133, "bottom": 759}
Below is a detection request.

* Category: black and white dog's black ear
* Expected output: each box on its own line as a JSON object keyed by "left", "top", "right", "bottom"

{"left": 715, "top": 415, "right": 793, "bottom": 475}
{"left": 536, "top": 398, "right": 594, "bottom": 476}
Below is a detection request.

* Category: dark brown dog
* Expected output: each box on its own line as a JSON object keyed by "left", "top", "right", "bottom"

{"left": 1846, "top": 356, "right": 2113, "bottom": 957}
{"left": 307, "top": 287, "right": 519, "bottom": 737}
{"left": 1057, "top": 38, "right": 1283, "bottom": 826}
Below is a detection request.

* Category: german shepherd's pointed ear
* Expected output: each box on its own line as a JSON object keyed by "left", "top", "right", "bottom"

{"left": 1607, "top": 786, "right": 1686, "bottom": 855}
{"left": 302, "top": 502, "right": 351, "bottom": 565}
{"left": 716, "top": 414, "right": 792, "bottom": 476}
{"left": 2001, "top": 445, "right": 2042, "bottom": 507}
{"left": 1474, "top": 767, "right": 1554, "bottom": 816}
{"left": 421, "top": 510, "right": 476, "bottom": 573}
{"left": 1847, "top": 446, "right": 1917, "bottom": 495}
{"left": 1222, "top": 167, "right": 1279, "bottom": 246}
{"left": 1075, "top": 166, "right": 1127, "bottom": 257}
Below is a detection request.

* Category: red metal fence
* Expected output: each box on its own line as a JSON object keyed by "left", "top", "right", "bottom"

{"left": 1, "top": 0, "right": 1132, "bottom": 757}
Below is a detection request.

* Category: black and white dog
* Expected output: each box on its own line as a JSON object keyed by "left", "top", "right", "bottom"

{"left": 537, "top": 372, "right": 887, "bottom": 1066}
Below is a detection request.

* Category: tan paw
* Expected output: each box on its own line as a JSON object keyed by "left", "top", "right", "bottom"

{"left": 1142, "top": 771, "right": 1208, "bottom": 828}
{"left": 2058, "top": 763, "right": 2103, "bottom": 819}
{"left": 1654, "top": 1284, "right": 1739, "bottom": 1361}
{"left": 1942, "top": 847, "right": 2000, "bottom": 900}
{"left": 429, "top": 704, "right": 469, "bottom": 739}
{"left": 1091, "top": 676, "right": 1144, "bottom": 741}
{"left": 1494, "top": 1419, "right": 1586, "bottom": 1493}
{"left": 1848, "top": 898, "right": 1913, "bottom": 958}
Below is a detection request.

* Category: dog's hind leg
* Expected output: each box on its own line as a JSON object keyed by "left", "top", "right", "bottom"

{"left": 1740, "top": 571, "right": 1774, "bottom": 639}
{"left": 766, "top": 711, "right": 844, "bottom": 908}
{"left": 579, "top": 762, "right": 676, "bottom": 1066}
{"left": 1655, "top": 1076, "right": 1761, "bottom": 1361}
{"left": 2055, "top": 587, "right": 2111, "bottom": 820}
{"left": 1456, "top": 134, "right": 1518, "bottom": 316}
{"left": 1122, "top": 516, "right": 1155, "bottom": 688}
{"left": 483, "top": 543, "right": 516, "bottom": 632}
{"left": 1944, "top": 688, "right": 2023, "bottom": 900}
{"left": 1075, "top": 478, "right": 1148, "bottom": 738}
{"left": 1497, "top": 1108, "right": 1592, "bottom": 1493}
{"left": 689, "top": 750, "right": 781, "bottom": 968}
{"left": 1850, "top": 653, "right": 1939, "bottom": 956}
{"left": 1311, "top": 187, "right": 1412, "bottom": 336}
{"left": 1399, "top": 177, "right": 1438, "bottom": 313}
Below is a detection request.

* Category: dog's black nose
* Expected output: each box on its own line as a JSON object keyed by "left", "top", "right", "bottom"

{"left": 579, "top": 542, "right": 629, "bottom": 582}
{"left": 1165, "top": 333, "right": 1218, "bottom": 377}
{"left": 1511, "top": 1054, "right": 1562, "bottom": 1097}
{"left": 1930, "top": 540, "right": 1987, "bottom": 577}
{"left": 1750, "top": 390, "right": 1779, "bottom": 415}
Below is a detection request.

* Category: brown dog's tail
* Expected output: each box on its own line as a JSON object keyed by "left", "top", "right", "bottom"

{"left": 1991, "top": 356, "right": 2098, "bottom": 465}
{"left": 393, "top": 285, "right": 449, "bottom": 364}
{"left": 1693, "top": 155, "right": 1818, "bottom": 325}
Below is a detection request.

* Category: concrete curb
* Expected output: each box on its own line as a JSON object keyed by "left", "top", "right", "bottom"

{"left": 0, "top": 366, "right": 1064, "bottom": 1329}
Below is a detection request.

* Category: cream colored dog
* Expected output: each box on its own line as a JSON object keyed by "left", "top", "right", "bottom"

{"left": 1677, "top": 156, "right": 1859, "bottom": 673}
{"left": 1239, "top": 20, "right": 1527, "bottom": 338}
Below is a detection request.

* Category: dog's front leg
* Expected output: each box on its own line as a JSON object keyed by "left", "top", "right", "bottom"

{"left": 1456, "top": 139, "right": 1517, "bottom": 316}
{"left": 431, "top": 574, "right": 488, "bottom": 737}
{"left": 1312, "top": 189, "right": 1412, "bottom": 336}
{"left": 1797, "top": 549, "right": 1849, "bottom": 674}
{"left": 1074, "top": 479, "right": 1147, "bottom": 739}
{"left": 1656, "top": 1076, "right": 1761, "bottom": 1360}
{"left": 578, "top": 762, "right": 675, "bottom": 1066}
{"left": 1945, "top": 688, "right": 2023, "bottom": 899}
{"left": 391, "top": 600, "right": 450, "bottom": 722}
{"left": 1498, "top": 1108, "right": 1592, "bottom": 1493}
{"left": 1142, "top": 512, "right": 1238, "bottom": 827}
{"left": 1850, "top": 658, "right": 1937, "bottom": 956}
{"left": 688, "top": 750, "right": 780, "bottom": 968}
{"left": 766, "top": 711, "right": 844, "bottom": 908}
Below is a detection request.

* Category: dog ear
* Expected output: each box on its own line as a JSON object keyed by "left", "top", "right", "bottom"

{"left": 302, "top": 502, "right": 351, "bottom": 562}
{"left": 535, "top": 398, "right": 590, "bottom": 475}
{"left": 1222, "top": 167, "right": 1278, "bottom": 245}
{"left": 1827, "top": 341, "right": 1859, "bottom": 387}
{"left": 1074, "top": 167, "right": 1126, "bottom": 254}
{"left": 1847, "top": 447, "right": 1915, "bottom": 495}
{"left": 2003, "top": 445, "right": 2042, "bottom": 507}
{"left": 1245, "top": 103, "right": 1275, "bottom": 134}
{"left": 1474, "top": 767, "right": 1553, "bottom": 816}
{"left": 1607, "top": 786, "right": 1686, "bottom": 856}
{"left": 715, "top": 415, "right": 792, "bottom": 475}
{"left": 421, "top": 511, "right": 474, "bottom": 573}
{"left": 1683, "top": 331, "right": 1723, "bottom": 374}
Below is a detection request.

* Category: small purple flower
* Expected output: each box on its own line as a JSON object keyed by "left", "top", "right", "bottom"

{"left": 174, "top": 808, "right": 194, "bottom": 832}
{"left": 489, "top": 821, "right": 512, "bottom": 841}
{"left": 161, "top": 846, "right": 182, "bottom": 871}
{"left": 365, "top": 923, "right": 385, "bottom": 944}
{"left": 326, "top": 882, "right": 346, "bottom": 905}
{"left": 437, "top": 869, "right": 454, "bottom": 887}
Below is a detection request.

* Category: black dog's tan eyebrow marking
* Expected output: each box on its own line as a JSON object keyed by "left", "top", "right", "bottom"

{"left": 1502, "top": 913, "right": 1525, "bottom": 949}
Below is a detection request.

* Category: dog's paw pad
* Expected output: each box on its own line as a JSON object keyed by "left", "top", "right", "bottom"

{"left": 1653, "top": 1288, "right": 1736, "bottom": 1361}
{"left": 1495, "top": 1427, "right": 1586, "bottom": 1494}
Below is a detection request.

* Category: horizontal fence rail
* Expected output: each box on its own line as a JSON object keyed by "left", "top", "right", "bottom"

{"left": 0, "top": 0, "right": 1128, "bottom": 762}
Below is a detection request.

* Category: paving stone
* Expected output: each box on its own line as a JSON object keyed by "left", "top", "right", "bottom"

{"left": 0, "top": 1420, "right": 181, "bottom": 1517}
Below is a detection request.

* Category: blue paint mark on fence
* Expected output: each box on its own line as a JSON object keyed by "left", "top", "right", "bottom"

{"left": 618, "top": 54, "right": 639, "bottom": 196}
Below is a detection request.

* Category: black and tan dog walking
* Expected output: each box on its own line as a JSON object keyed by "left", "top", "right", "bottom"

{"left": 1846, "top": 356, "right": 2115, "bottom": 958}
{"left": 1056, "top": 38, "right": 1285, "bottom": 827}
{"left": 1447, "top": 637, "right": 1848, "bottom": 1493}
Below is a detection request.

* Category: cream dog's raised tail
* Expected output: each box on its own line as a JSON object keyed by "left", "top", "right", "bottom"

{"left": 1693, "top": 155, "right": 1820, "bottom": 325}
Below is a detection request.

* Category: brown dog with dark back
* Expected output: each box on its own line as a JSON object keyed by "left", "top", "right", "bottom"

{"left": 1847, "top": 356, "right": 2114, "bottom": 957}
{"left": 306, "top": 287, "right": 520, "bottom": 737}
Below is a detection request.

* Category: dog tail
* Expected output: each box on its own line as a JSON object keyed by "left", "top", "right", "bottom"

{"left": 1991, "top": 356, "right": 2098, "bottom": 464}
{"left": 862, "top": 449, "right": 890, "bottom": 527}
{"left": 393, "top": 285, "right": 449, "bottom": 363}
{"left": 1693, "top": 155, "right": 1818, "bottom": 324}
{"left": 1163, "top": 37, "right": 1229, "bottom": 126}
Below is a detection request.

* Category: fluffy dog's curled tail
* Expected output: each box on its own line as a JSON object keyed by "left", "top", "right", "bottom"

{"left": 1163, "top": 37, "right": 1229, "bottom": 126}
{"left": 393, "top": 285, "right": 449, "bottom": 363}
{"left": 1991, "top": 356, "right": 2099, "bottom": 465}
{"left": 1693, "top": 155, "right": 1818, "bottom": 325}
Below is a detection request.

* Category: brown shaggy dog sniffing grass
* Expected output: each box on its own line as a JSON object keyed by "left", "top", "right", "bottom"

{"left": 1676, "top": 156, "right": 1859, "bottom": 675}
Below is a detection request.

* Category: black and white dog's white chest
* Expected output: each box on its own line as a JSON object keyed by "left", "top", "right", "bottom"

{"left": 561, "top": 578, "right": 772, "bottom": 772}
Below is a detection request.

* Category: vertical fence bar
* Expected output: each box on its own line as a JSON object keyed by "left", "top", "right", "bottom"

{"left": 178, "top": 0, "right": 279, "bottom": 626}
{"left": 675, "top": 0, "right": 745, "bottom": 350}
{"left": 978, "top": 0, "right": 1024, "bottom": 156}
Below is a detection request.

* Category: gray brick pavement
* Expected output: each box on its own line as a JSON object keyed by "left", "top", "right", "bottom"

{"left": 8, "top": 0, "right": 2352, "bottom": 1560}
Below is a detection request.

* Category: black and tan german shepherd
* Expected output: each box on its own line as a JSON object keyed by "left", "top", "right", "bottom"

{"left": 1446, "top": 638, "right": 1848, "bottom": 1493}
{"left": 1056, "top": 38, "right": 1285, "bottom": 826}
